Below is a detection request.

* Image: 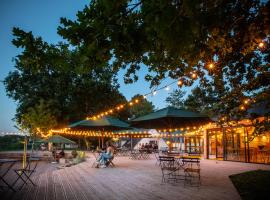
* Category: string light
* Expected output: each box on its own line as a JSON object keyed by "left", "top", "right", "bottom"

{"left": 177, "top": 80, "right": 183, "bottom": 87}
{"left": 259, "top": 42, "right": 264, "bottom": 48}
{"left": 244, "top": 99, "right": 249, "bottom": 104}
{"left": 208, "top": 63, "right": 214, "bottom": 69}
{"left": 240, "top": 105, "right": 245, "bottom": 110}
{"left": 191, "top": 73, "right": 197, "bottom": 79}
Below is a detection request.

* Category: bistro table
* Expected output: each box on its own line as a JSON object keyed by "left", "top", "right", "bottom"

{"left": 0, "top": 158, "right": 18, "bottom": 192}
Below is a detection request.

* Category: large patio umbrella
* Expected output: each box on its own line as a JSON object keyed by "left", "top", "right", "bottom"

{"left": 131, "top": 107, "right": 210, "bottom": 129}
{"left": 131, "top": 107, "right": 211, "bottom": 151}
{"left": 69, "top": 116, "right": 130, "bottom": 148}
{"left": 47, "top": 135, "right": 76, "bottom": 144}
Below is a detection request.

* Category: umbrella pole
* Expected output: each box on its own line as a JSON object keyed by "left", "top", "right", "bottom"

{"left": 130, "top": 135, "right": 133, "bottom": 150}
{"left": 101, "top": 132, "right": 104, "bottom": 149}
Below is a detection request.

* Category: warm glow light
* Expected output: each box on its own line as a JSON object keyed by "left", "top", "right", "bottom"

{"left": 129, "top": 102, "right": 133, "bottom": 106}
{"left": 109, "top": 109, "right": 113, "bottom": 113}
{"left": 191, "top": 73, "right": 197, "bottom": 79}
{"left": 240, "top": 106, "right": 245, "bottom": 110}
{"left": 259, "top": 42, "right": 264, "bottom": 48}
{"left": 244, "top": 99, "right": 249, "bottom": 104}
{"left": 120, "top": 105, "right": 124, "bottom": 108}
{"left": 209, "top": 63, "right": 214, "bottom": 69}
{"left": 135, "top": 99, "right": 139, "bottom": 103}
{"left": 177, "top": 80, "right": 183, "bottom": 86}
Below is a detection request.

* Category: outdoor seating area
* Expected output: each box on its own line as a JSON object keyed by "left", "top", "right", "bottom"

{"left": 1, "top": 1, "right": 270, "bottom": 200}
{"left": 1, "top": 153, "right": 270, "bottom": 200}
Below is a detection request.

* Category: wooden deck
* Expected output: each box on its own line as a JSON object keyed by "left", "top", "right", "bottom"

{"left": 1, "top": 155, "right": 270, "bottom": 200}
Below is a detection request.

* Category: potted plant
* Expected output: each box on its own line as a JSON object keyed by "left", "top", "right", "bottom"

{"left": 71, "top": 150, "right": 78, "bottom": 158}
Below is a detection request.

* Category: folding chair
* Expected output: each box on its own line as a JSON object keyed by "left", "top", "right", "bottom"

{"left": 183, "top": 158, "right": 201, "bottom": 187}
{"left": 105, "top": 156, "right": 115, "bottom": 168}
{"left": 159, "top": 156, "right": 178, "bottom": 184}
{"left": 12, "top": 157, "right": 39, "bottom": 190}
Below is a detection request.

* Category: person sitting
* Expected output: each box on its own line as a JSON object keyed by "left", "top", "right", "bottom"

{"left": 58, "top": 149, "right": 65, "bottom": 158}
{"left": 95, "top": 141, "right": 115, "bottom": 168}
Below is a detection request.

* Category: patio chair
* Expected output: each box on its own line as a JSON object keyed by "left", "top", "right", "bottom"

{"left": 105, "top": 156, "right": 115, "bottom": 168}
{"left": 12, "top": 157, "right": 40, "bottom": 190}
{"left": 183, "top": 158, "right": 201, "bottom": 187}
{"left": 159, "top": 156, "right": 179, "bottom": 184}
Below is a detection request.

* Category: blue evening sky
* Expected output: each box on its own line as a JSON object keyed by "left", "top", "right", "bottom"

{"left": 0, "top": 0, "right": 190, "bottom": 132}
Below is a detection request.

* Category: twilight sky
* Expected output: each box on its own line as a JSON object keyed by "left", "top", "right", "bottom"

{"left": 0, "top": 0, "right": 190, "bottom": 132}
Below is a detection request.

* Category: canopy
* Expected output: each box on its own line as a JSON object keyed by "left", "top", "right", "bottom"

{"left": 69, "top": 116, "right": 130, "bottom": 131}
{"left": 131, "top": 107, "right": 210, "bottom": 129}
{"left": 47, "top": 135, "right": 76, "bottom": 144}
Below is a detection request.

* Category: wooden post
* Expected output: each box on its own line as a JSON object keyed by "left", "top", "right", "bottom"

{"left": 222, "top": 127, "right": 226, "bottom": 161}
{"left": 101, "top": 133, "right": 104, "bottom": 149}
{"left": 206, "top": 129, "right": 209, "bottom": 159}
{"left": 130, "top": 135, "right": 133, "bottom": 150}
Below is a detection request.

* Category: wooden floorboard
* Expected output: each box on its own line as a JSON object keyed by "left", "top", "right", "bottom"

{"left": 2, "top": 156, "right": 270, "bottom": 200}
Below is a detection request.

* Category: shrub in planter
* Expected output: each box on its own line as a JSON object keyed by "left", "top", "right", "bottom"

{"left": 71, "top": 150, "right": 78, "bottom": 158}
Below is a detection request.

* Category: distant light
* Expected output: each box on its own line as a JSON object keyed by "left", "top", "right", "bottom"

{"left": 165, "top": 86, "right": 170, "bottom": 91}
{"left": 240, "top": 106, "right": 245, "bottom": 110}
{"left": 259, "top": 42, "right": 264, "bottom": 48}
{"left": 153, "top": 91, "right": 157, "bottom": 95}
{"left": 191, "top": 73, "right": 197, "bottom": 79}
{"left": 209, "top": 63, "right": 214, "bottom": 69}
{"left": 177, "top": 80, "right": 183, "bottom": 86}
{"left": 135, "top": 99, "right": 139, "bottom": 103}
{"left": 244, "top": 99, "right": 249, "bottom": 104}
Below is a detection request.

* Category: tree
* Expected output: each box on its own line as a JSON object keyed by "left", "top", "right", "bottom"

{"left": 57, "top": 0, "right": 270, "bottom": 120}
{"left": 4, "top": 28, "right": 128, "bottom": 129}
{"left": 183, "top": 87, "right": 218, "bottom": 116}
{"left": 128, "top": 94, "right": 155, "bottom": 118}
{"left": 165, "top": 89, "right": 185, "bottom": 109}
{"left": 19, "top": 99, "right": 57, "bottom": 137}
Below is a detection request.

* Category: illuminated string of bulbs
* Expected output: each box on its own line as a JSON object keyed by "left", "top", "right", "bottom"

{"left": 51, "top": 129, "right": 204, "bottom": 138}
{"left": 87, "top": 80, "right": 178, "bottom": 120}
{"left": 87, "top": 41, "right": 266, "bottom": 120}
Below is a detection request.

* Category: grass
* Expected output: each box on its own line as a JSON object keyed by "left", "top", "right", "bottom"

{"left": 229, "top": 170, "right": 270, "bottom": 200}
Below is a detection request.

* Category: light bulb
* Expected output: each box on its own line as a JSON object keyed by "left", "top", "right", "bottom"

{"left": 259, "top": 42, "right": 264, "bottom": 48}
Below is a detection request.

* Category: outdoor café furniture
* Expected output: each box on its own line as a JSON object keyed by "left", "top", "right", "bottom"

{"left": 182, "top": 157, "right": 201, "bottom": 187}
{"left": 0, "top": 158, "right": 18, "bottom": 192}
{"left": 12, "top": 157, "right": 40, "bottom": 190}
{"left": 130, "top": 150, "right": 151, "bottom": 160}
{"left": 159, "top": 156, "right": 180, "bottom": 184}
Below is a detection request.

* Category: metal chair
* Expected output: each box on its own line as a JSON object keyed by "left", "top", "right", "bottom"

{"left": 183, "top": 158, "right": 201, "bottom": 187}
{"left": 159, "top": 156, "right": 179, "bottom": 184}
{"left": 12, "top": 157, "right": 40, "bottom": 190}
{"left": 105, "top": 156, "right": 115, "bottom": 168}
